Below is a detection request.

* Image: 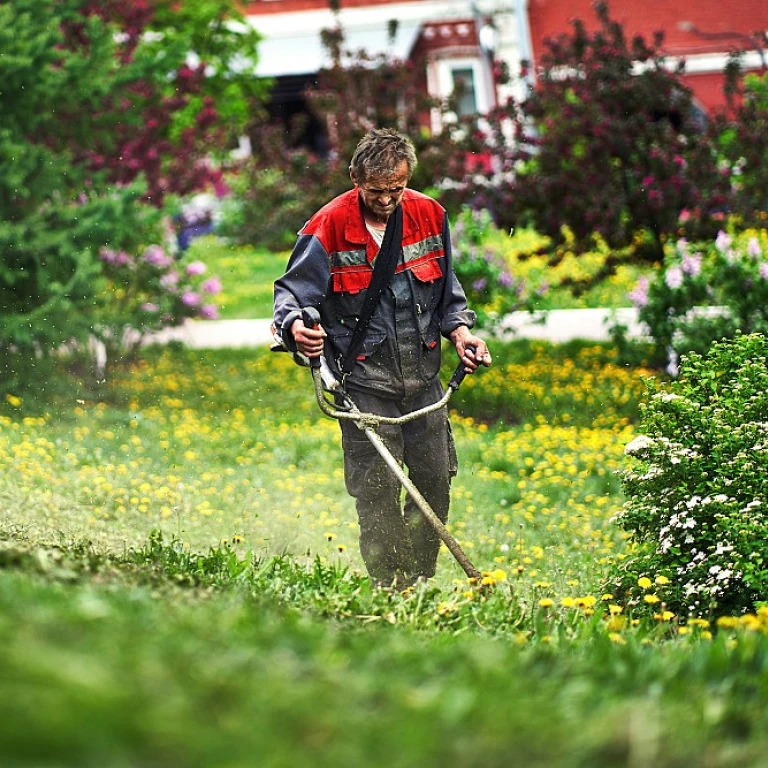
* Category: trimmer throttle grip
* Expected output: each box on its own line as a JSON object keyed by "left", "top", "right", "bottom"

{"left": 448, "top": 345, "right": 476, "bottom": 390}
{"left": 301, "top": 307, "right": 322, "bottom": 369}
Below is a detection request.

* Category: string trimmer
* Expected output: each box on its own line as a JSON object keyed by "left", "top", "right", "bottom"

{"left": 296, "top": 307, "right": 484, "bottom": 581}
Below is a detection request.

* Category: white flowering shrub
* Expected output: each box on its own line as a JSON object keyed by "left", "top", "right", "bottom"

{"left": 610, "top": 333, "right": 768, "bottom": 617}
{"left": 628, "top": 230, "right": 768, "bottom": 375}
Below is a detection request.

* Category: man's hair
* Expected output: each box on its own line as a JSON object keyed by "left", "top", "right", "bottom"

{"left": 349, "top": 128, "right": 418, "bottom": 182}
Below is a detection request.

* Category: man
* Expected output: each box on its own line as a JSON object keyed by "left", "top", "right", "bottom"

{"left": 274, "top": 128, "right": 491, "bottom": 588}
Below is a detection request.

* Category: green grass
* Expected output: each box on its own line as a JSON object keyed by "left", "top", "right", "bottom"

{"left": 2, "top": 342, "right": 768, "bottom": 765}
{"left": 186, "top": 235, "right": 288, "bottom": 319}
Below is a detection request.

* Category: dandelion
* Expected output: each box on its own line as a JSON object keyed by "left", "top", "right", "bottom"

{"left": 539, "top": 598, "right": 554, "bottom": 608}
{"left": 609, "top": 632, "right": 626, "bottom": 645}
{"left": 643, "top": 594, "right": 661, "bottom": 604}
{"left": 655, "top": 575, "right": 670, "bottom": 585}
{"left": 5, "top": 394, "right": 22, "bottom": 407}
{"left": 638, "top": 576, "right": 653, "bottom": 589}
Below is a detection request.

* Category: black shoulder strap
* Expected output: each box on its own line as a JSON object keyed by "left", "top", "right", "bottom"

{"left": 340, "top": 204, "right": 403, "bottom": 376}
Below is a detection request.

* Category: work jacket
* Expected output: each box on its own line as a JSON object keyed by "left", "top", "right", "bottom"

{"left": 273, "top": 187, "right": 475, "bottom": 398}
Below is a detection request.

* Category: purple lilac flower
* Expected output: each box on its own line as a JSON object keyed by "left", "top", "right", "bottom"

{"left": 181, "top": 291, "right": 200, "bottom": 307}
{"left": 143, "top": 245, "right": 173, "bottom": 269}
{"left": 140, "top": 303, "right": 159, "bottom": 313}
{"left": 186, "top": 261, "right": 207, "bottom": 276}
{"left": 715, "top": 230, "right": 732, "bottom": 253}
{"left": 665, "top": 266, "right": 684, "bottom": 290}
{"left": 472, "top": 278, "right": 488, "bottom": 292}
{"left": 99, "top": 248, "right": 118, "bottom": 264}
{"left": 628, "top": 276, "right": 649, "bottom": 308}
{"left": 747, "top": 238, "right": 762, "bottom": 259}
{"left": 759, "top": 262, "right": 768, "bottom": 280}
{"left": 199, "top": 304, "right": 219, "bottom": 320}
{"left": 681, "top": 252, "right": 702, "bottom": 276}
{"left": 201, "top": 276, "right": 222, "bottom": 294}
{"left": 498, "top": 271, "right": 514, "bottom": 288}
{"left": 160, "top": 272, "right": 180, "bottom": 291}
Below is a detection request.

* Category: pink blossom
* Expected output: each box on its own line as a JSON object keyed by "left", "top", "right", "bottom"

{"left": 186, "top": 261, "right": 207, "bottom": 276}
{"left": 140, "top": 303, "right": 159, "bottom": 312}
{"left": 201, "top": 276, "right": 222, "bottom": 294}
{"left": 681, "top": 252, "right": 702, "bottom": 276}
{"left": 759, "top": 262, "right": 768, "bottom": 280}
{"left": 678, "top": 209, "right": 691, "bottom": 223}
{"left": 715, "top": 230, "right": 732, "bottom": 253}
{"left": 199, "top": 304, "right": 219, "bottom": 319}
{"left": 665, "top": 266, "right": 684, "bottom": 289}
{"left": 160, "top": 272, "right": 179, "bottom": 291}
{"left": 747, "top": 238, "right": 762, "bottom": 259}
{"left": 628, "top": 276, "right": 649, "bottom": 308}
{"left": 181, "top": 291, "right": 200, "bottom": 307}
{"left": 143, "top": 245, "right": 173, "bottom": 269}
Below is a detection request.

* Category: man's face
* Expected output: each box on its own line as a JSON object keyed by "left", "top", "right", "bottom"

{"left": 351, "top": 160, "right": 410, "bottom": 224}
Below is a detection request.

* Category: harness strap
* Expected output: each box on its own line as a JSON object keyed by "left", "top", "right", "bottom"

{"left": 339, "top": 204, "right": 403, "bottom": 376}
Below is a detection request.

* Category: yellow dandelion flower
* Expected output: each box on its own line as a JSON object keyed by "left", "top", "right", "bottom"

{"left": 688, "top": 618, "right": 710, "bottom": 628}
{"left": 5, "top": 394, "right": 22, "bottom": 407}
{"left": 716, "top": 616, "right": 739, "bottom": 629}
{"left": 539, "top": 598, "right": 554, "bottom": 608}
{"left": 609, "top": 632, "right": 626, "bottom": 645}
{"left": 643, "top": 594, "right": 661, "bottom": 604}
{"left": 337, "top": 544, "right": 346, "bottom": 553}
{"left": 560, "top": 597, "right": 576, "bottom": 608}
{"left": 638, "top": 577, "right": 652, "bottom": 589}
{"left": 608, "top": 604, "right": 623, "bottom": 615}
{"left": 655, "top": 575, "right": 670, "bottom": 585}
{"left": 606, "top": 616, "right": 626, "bottom": 631}
{"left": 601, "top": 593, "right": 614, "bottom": 601}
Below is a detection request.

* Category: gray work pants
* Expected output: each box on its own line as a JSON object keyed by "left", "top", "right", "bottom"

{"left": 339, "top": 380, "right": 458, "bottom": 587}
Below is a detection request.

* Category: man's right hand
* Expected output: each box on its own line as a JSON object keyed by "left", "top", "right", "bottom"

{"left": 291, "top": 317, "right": 327, "bottom": 358}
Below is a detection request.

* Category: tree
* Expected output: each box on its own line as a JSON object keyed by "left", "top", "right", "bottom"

{"left": 64, "top": 0, "right": 269, "bottom": 204}
{"left": 715, "top": 62, "right": 768, "bottom": 226}
{"left": 499, "top": 1, "right": 729, "bottom": 266}
{"left": 0, "top": 0, "right": 262, "bottom": 384}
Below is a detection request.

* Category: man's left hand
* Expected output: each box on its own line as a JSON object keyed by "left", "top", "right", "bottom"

{"left": 449, "top": 326, "right": 492, "bottom": 373}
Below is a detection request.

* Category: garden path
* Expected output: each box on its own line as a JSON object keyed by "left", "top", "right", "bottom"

{"left": 148, "top": 308, "right": 645, "bottom": 349}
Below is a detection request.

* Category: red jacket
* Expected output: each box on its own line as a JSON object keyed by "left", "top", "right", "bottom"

{"left": 274, "top": 187, "right": 475, "bottom": 397}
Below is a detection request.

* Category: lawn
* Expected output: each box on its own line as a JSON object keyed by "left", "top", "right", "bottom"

{"left": 186, "top": 235, "right": 288, "bottom": 319}
{"left": 3, "top": 340, "right": 768, "bottom": 766}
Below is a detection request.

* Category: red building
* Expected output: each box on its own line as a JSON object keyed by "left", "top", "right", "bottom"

{"left": 241, "top": 0, "right": 768, "bottom": 145}
{"left": 528, "top": 0, "right": 768, "bottom": 114}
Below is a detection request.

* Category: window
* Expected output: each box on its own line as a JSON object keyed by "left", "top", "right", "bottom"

{"left": 450, "top": 66, "right": 478, "bottom": 116}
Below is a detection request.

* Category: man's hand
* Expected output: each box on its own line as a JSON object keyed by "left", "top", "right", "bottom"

{"left": 449, "top": 326, "right": 492, "bottom": 373}
{"left": 291, "top": 317, "right": 327, "bottom": 358}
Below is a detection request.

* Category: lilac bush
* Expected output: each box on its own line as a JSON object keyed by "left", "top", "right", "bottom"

{"left": 451, "top": 208, "right": 547, "bottom": 329}
{"left": 628, "top": 230, "right": 768, "bottom": 370}
{"left": 94, "top": 244, "right": 221, "bottom": 364}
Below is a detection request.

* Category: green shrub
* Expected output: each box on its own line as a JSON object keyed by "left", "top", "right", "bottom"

{"left": 451, "top": 208, "right": 548, "bottom": 330}
{"left": 610, "top": 333, "right": 768, "bottom": 617}
{"left": 626, "top": 229, "right": 768, "bottom": 373}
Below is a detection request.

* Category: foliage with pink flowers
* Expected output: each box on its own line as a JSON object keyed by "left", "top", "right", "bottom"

{"left": 93, "top": 245, "right": 221, "bottom": 364}
{"left": 626, "top": 230, "right": 768, "bottom": 371}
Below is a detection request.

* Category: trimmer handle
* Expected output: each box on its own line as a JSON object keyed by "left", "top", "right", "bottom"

{"left": 301, "top": 307, "right": 322, "bottom": 369}
{"left": 448, "top": 345, "right": 477, "bottom": 390}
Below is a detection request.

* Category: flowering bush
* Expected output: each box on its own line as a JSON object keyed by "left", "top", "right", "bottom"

{"left": 93, "top": 244, "right": 221, "bottom": 364}
{"left": 627, "top": 229, "right": 768, "bottom": 373}
{"left": 452, "top": 208, "right": 547, "bottom": 329}
{"left": 610, "top": 333, "right": 768, "bottom": 617}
